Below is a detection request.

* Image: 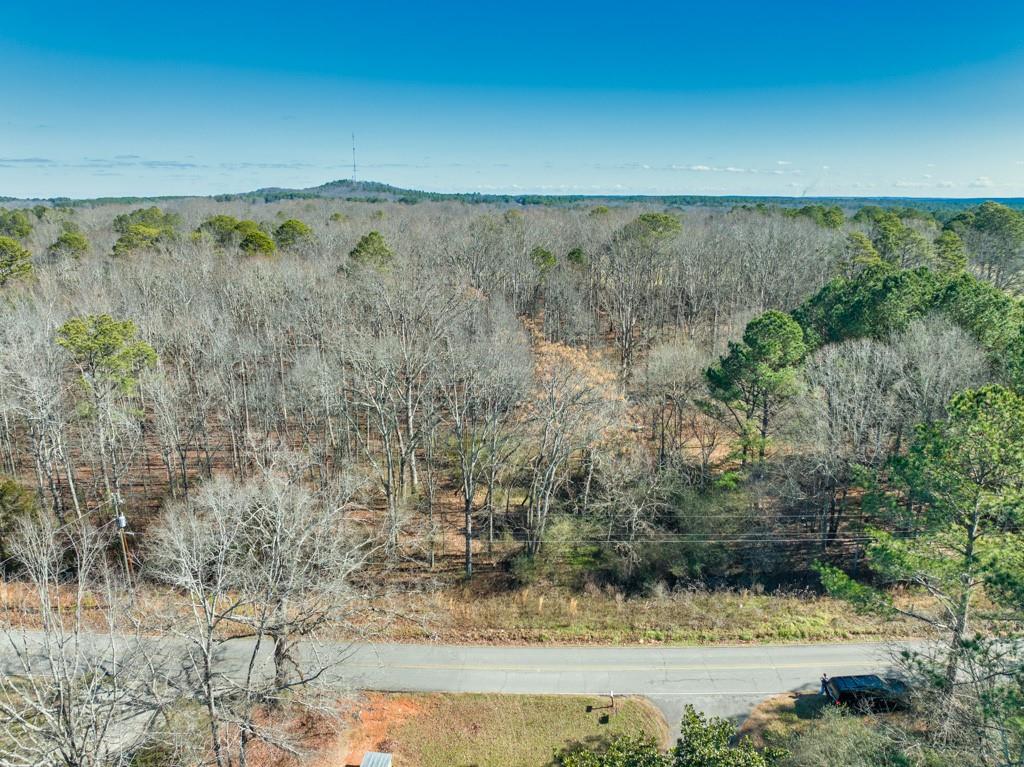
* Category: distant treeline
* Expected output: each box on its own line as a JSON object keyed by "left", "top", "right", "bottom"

{"left": 5, "top": 178, "right": 1023, "bottom": 213}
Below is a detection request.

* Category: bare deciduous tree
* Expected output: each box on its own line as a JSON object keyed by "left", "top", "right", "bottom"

{"left": 0, "top": 517, "right": 168, "bottom": 767}
{"left": 145, "top": 457, "right": 369, "bottom": 767}
{"left": 440, "top": 301, "right": 531, "bottom": 576}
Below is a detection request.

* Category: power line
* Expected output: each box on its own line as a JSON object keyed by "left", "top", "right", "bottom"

{"left": 583, "top": 510, "right": 873, "bottom": 520}
{"left": 491, "top": 537, "right": 881, "bottom": 544}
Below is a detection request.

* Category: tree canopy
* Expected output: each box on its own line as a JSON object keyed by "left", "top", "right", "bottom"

{"left": 0, "top": 236, "right": 32, "bottom": 286}
{"left": 112, "top": 206, "right": 180, "bottom": 236}
{"left": 707, "top": 310, "right": 806, "bottom": 463}
{"left": 349, "top": 229, "right": 394, "bottom": 268}
{"left": 57, "top": 314, "right": 157, "bottom": 397}
{"left": 273, "top": 218, "right": 312, "bottom": 250}
{"left": 238, "top": 226, "right": 277, "bottom": 256}
{"left": 0, "top": 476, "right": 37, "bottom": 563}
{"left": 0, "top": 208, "right": 32, "bottom": 239}
{"left": 47, "top": 229, "right": 90, "bottom": 259}
{"left": 820, "top": 385, "right": 1024, "bottom": 690}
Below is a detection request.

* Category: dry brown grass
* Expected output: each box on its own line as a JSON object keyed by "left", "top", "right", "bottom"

{"left": 1, "top": 578, "right": 930, "bottom": 646}
{"left": 738, "top": 692, "right": 827, "bottom": 748}
{"left": 340, "top": 692, "right": 667, "bottom": 767}
{"left": 383, "top": 584, "right": 929, "bottom": 645}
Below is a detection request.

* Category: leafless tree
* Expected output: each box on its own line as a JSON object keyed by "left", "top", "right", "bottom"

{"left": 596, "top": 215, "right": 678, "bottom": 378}
{"left": 440, "top": 301, "right": 531, "bottom": 576}
{"left": 589, "top": 449, "right": 667, "bottom": 576}
{"left": 792, "top": 338, "right": 909, "bottom": 548}
{"left": 636, "top": 338, "right": 713, "bottom": 471}
{"left": 0, "top": 517, "right": 169, "bottom": 767}
{"left": 144, "top": 457, "right": 370, "bottom": 767}
{"left": 894, "top": 316, "right": 990, "bottom": 425}
{"left": 522, "top": 337, "right": 623, "bottom": 553}
{"left": 342, "top": 267, "right": 466, "bottom": 556}
{"left": 790, "top": 317, "right": 990, "bottom": 550}
{"left": 0, "top": 303, "right": 80, "bottom": 520}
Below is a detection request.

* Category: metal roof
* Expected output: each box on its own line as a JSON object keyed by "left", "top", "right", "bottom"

{"left": 360, "top": 753, "right": 393, "bottom": 767}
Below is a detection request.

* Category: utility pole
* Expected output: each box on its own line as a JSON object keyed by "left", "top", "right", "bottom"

{"left": 352, "top": 132, "right": 357, "bottom": 181}
{"left": 115, "top": 507, "right": 134, "bottom": 587}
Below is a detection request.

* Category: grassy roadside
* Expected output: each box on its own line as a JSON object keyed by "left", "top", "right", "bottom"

{"left": 1, "top": 581, "right": 928, "bottom": 646}
{"left": 344, "top": 692, "right": 668, "bottom": 767}
{"left": 384, "top": 586, "right": 927, "bottom": 645}
{"left": 737, "top": 692, "right": 829, "bottom": 749}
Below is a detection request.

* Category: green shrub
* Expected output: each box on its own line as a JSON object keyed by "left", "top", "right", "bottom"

{"left": 556, "top": 705, "right": 782, "bottom": 766}
{"left": 511, "top": 517, "right": 603, "bottom": 589}
{"left": 555, "top": 734, "right": 665, "bottom": 767}
{"left": 782, "top": 709, "right": 908, "bottom": 767}
{"left": 0, "top": 476, "right": 38, "bottom": 563}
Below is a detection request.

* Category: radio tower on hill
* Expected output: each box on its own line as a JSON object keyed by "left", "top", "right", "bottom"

{"left": 351, "top": 133, "right": 357, "bottom": 182}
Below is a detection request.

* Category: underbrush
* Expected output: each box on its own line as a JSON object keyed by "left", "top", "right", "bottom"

{"left": 387, "top": 584, "right": 925, "bottom": 644}
{"left": 741, "top": 694, "right": 951, "bottom": 767}
{"left": 1, "top": 576, "right": 926, "bottom": 646}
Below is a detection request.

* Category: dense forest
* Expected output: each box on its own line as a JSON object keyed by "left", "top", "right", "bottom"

{"left": 1, "top": 193, "right": 1023, "bottom": 765}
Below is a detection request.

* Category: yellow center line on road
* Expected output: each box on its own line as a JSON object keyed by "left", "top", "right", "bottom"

{"left": 345, "top": 660, "right": 879, "bottom": 673}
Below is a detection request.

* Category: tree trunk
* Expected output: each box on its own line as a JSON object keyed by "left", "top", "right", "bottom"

{"left": 758, "top": 399, "right": 770, "bottom": 466}
{"left": 464, "top": 494, "right": 473, "bottom": 578}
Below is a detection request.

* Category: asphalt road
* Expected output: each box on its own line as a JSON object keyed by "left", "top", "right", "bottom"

{"left": 2, "top": 630, "right": 909, "bottom": 733}
{"left": 335, "top": 641, "right": 907, "bottom": 728}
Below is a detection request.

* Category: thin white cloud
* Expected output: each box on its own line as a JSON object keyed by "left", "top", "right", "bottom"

{"left": 0, "top": 157, "right": 53, "bottom": 165}
{"left": 895, "top": 178, "right": 961, "bottom": 190}
{"left": 969, "top": 176, "right": 994, "bottom": 188}
{"left": 776, "top": 160, "right": 791, "bottom": 166}
{"left": 671, "top": 163, "right": 785, "bottom": 175}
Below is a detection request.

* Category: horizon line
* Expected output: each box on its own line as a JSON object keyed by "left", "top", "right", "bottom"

{"left": 3, "top": 178, "right": 1024, "bottom": 204}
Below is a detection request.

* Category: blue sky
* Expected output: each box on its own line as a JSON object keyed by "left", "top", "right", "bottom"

{"left": 2, "top": 1, "right": 1024, "bottom": 198}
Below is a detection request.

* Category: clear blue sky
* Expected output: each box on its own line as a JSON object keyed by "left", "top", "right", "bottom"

{"left": 2, "top": 0, "right": 1024, "bottom": 198}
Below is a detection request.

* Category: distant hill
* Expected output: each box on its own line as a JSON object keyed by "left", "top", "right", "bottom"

{"left": 5, "top": 178, "right": 1023, "bottom": 213}
{"left": 214, "top": 180, "right": 1024, "bottom": 214}
{"left": 214, "top": 179, "right": 422, "bottom": 204}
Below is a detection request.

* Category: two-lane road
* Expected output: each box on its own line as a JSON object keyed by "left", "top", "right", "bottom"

{"left": 336, "top": 641, "right": 907, "bottom": 726}
{"left": 2, "top": 629, "right": 911, "bottom": 732}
